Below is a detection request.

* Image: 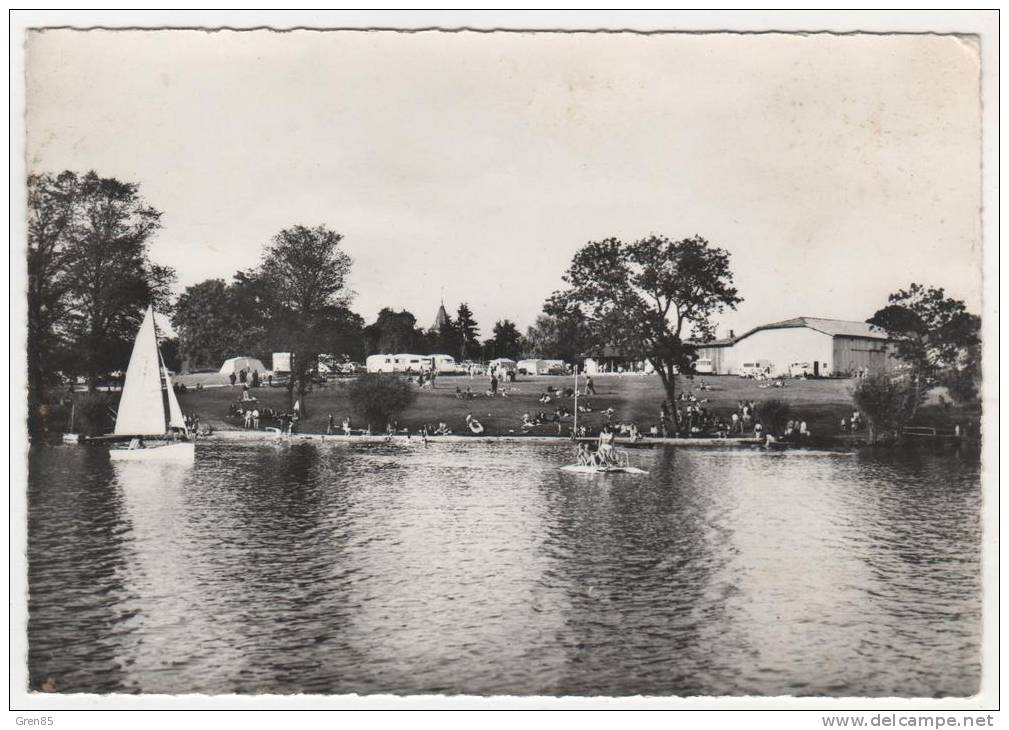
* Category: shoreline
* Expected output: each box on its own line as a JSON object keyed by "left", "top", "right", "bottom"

{"left": 202, "top": 431, "right": 768, "bottom": 447}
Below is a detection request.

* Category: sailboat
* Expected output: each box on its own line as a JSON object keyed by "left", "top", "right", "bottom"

{"left": 108, "top": 306, "right": 195, "bottom": 463}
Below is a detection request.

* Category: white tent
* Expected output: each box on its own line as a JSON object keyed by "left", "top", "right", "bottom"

{"left": 219, "top": 356, "right": 268, "bottom": 375}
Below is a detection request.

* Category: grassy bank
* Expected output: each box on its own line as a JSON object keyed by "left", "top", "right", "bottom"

{"left": 163, "top": 373, "right": 976, "bottom": 439}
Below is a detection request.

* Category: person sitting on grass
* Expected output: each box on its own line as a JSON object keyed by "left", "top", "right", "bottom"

{"left": 538, "top": 391, "right": 552, "bottom": 404}
{"left": 521, "top": 413, "right": 535, "bottom": 431}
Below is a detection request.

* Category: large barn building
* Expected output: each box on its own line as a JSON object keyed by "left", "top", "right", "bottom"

{"left": 693, "top": 317, "right": 896, "bottom": 377}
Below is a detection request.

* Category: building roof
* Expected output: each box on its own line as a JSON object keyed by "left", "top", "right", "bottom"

{"left": 693, "top": 337, "right": 734, "bottom": 348}
{"left": 690, "top": 316, "right": 889, "bottom": 348}
{"left": 748, "top": 316, "right": 889, "bottom": 340}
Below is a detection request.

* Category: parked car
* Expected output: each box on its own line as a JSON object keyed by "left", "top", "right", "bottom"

{"left": 739, "top": 360, "right": 773, "bottom": 378}
{"left": 694, "top": 357, "right": 714, "bottom": 374}
{"left": 789, "top": 362, "right": 812, "bottom": 378}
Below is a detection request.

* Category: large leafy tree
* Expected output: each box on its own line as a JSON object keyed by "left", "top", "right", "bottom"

{"left": 27, "top": 172, "right": 79, "bottom": 409}
{"left": 173, "top": 279, "right": 246, "bottom": 371}
{"left": 525, "top": 301, "right": 590, "bottom": 364}
{"left": 251, "top": 225, "right": 354, "bottom": 413}
{"left": 867, "top": 284, "right": 981, "bottom": 407}
{"left": 551, "top": 235, "right": 741, "bottom": 422}
{"left": 455, "top": 303, "right": 480, "bottom": 361}
{"left": 57, "top": 172, "right": 175, "bottom": 390}
{"left": 363, "top": 308, "right": 428, "bottom": 355}
{"left": 484, "top": 319, "right": 523, "bottom": 360}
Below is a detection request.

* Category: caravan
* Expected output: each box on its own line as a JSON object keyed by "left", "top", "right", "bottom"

{"left": 430, "top": 354, "right": 458, "bottom": 374}
{"left": 365, "top": 354, "right": 396, "bottom": 373}
{"left": 365, "top": 354, "right": 435, "bottom": 373}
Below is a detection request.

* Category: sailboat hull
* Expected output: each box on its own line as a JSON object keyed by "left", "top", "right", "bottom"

{"left": 109, "top": 442, "right": 195, "bottom": 463}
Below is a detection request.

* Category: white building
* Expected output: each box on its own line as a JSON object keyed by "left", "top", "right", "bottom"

{"left": 693, "top": 317, "right": 896, "bottom": 377}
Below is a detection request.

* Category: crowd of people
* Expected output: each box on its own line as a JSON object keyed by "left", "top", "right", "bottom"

{"left": 227, "top": 367, "right": 270, "bottom": 389}
{"left": 229, "top": 399, "right": 301, "bottom": 435}
{"left": 210, "top": 364, "right": 838, "bottom": 446}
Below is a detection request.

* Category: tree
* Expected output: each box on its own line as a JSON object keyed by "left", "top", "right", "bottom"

{"left": 525, "top": 303, "right": 591, "bottom": 364}
{"left": 344, "top": 373, "right": 417, "bottom": 430}
{"left": 485, "top": 319, "right": 522, "bottom": 360}
{"left": 867, "top": 284, "right": 982, "bottom": 408}
{"left": 455, "top": 303, "right": 481, "bottom": 361}
{"left": 27, "top": 172, "right": 79, "bottom": 417}
{"left": 363, "top": 308, "right": 428, "bottom": 355}
{"left": 314, "top": 307, "right": 366, "bottom": 363}
{"left": 57, "top": 172, "right": 174, "bottom": 390}
{"left": 431, "top": 312, "right": 460, "bottom": 356}
{"left": 851, "top": 373, "right": 918, "bottom": 444}
{"left": 551, "top": 235, "right": 741, "bottom": 424}
{"left": 251, "top": 225, "right": 354, "bottom": 414}
{"left": 757, "top": 399, "right": 791, "bottom": 437}
{"left": 173, "top": 279, "right": 245, "bottom": 371}
{"left": 159, "top": 336, "right": 182, "bottom": 373}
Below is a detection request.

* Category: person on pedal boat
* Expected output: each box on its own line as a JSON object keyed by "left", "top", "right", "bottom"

{"left": 597, "top": 425, "right": 617, "bottom": 466}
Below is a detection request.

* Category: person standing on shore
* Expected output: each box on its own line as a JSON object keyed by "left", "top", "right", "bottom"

{"left": 327, "top": 413, "right": 335, "bottom": 435}
{"left": 252, "top": 408, "right": 260, "bottom": 430}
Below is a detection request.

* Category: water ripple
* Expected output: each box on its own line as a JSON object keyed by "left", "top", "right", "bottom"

{"left": 26, "top": 442, "right": 981, "bottom": 696}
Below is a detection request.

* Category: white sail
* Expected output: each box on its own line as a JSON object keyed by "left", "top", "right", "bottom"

{"left": 163, "top": 363, "right": 188, "bottom": 433}
{"left": 114, "top": 307, "right": 168, "bottom": 436}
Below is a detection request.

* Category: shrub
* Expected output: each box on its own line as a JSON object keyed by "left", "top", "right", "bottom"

{"left": 757, "top": 398, "right": 791, "bottom": 436}
{"left": 344, "top": 374, "right": 417, "bottom": 430}
{"left": 72, "top": 392, "right": 116, "bottom": 436}
{"left": 851, "top": 373, "right": 917, "bottom": 444}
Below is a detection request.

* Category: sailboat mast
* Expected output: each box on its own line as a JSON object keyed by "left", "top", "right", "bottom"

{"left": 573, "top": 367, "right": 578, "bottom": 440}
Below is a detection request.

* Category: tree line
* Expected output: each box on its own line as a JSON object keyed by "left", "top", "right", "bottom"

{"left": 25, "top": 170, "right": 548, "bottom": 429}
{"left": 27, "top": 169, "right": 982, "bottom": 439}
{"left": 27, "top": 172, "right": 175, "bottom": 423}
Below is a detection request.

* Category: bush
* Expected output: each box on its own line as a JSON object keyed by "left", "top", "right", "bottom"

{"left": 72, "top": 392, "right": 116, "bottom": 436}
{"left": 757, "top": 398, "right": 791, "bottom": 436}
{"left": 851, "top": 373, "right": 917, "bottom": 444}
{"left": 344, "top": 374, "right": 417, "bottom": 430}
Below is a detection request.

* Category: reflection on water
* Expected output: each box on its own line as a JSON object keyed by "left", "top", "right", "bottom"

{"left": 27, "top": 442, "right": 981, "bottom": 696}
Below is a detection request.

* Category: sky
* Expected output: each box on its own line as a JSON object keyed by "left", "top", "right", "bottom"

{"left": 25, "top": 29, "right": 983, "bottom": 338}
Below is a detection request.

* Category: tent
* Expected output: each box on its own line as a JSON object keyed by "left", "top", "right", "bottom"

{"left": 219, "top": 356, "right": 268, "bottom": 376}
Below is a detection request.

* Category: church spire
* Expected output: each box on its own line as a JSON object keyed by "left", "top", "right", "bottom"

{"left": 433, "top": 293, "right": 449, "bottom": 330}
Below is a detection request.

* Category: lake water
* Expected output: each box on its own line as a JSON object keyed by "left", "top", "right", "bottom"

{"left": 26, "top": 441, "right": 982, "bottom": 697}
